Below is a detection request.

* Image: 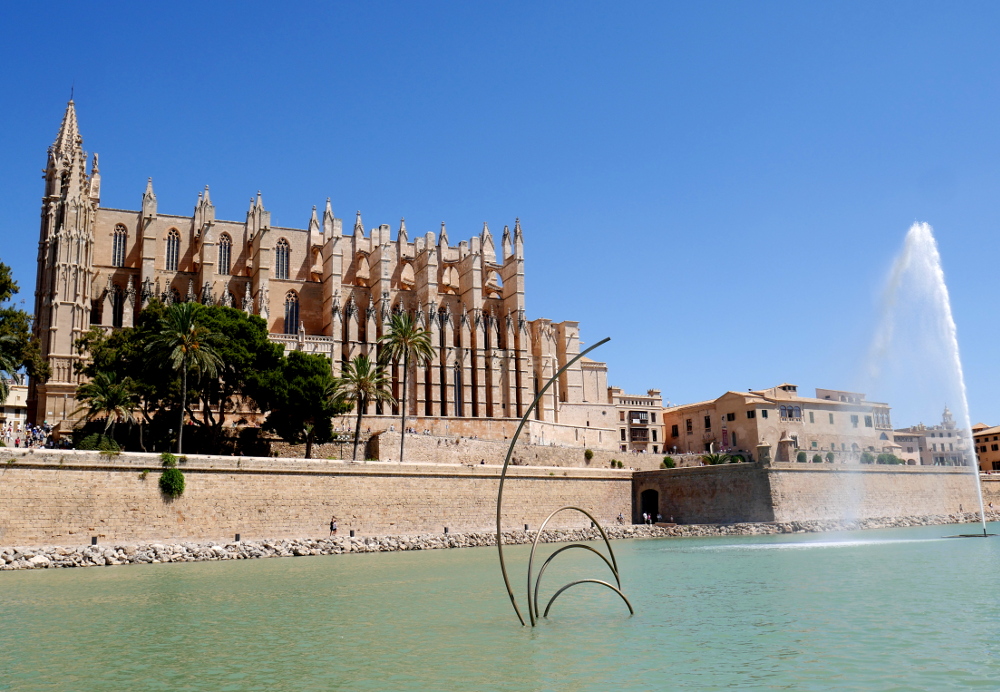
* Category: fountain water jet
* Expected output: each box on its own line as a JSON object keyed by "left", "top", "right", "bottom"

{"left": 868, "top": 222, "right": 989, "bottom": 536}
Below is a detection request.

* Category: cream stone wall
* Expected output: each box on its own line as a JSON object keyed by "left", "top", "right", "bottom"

{"left": 633, "top": 464, "right": 983, "bottom": 524}
{"left": 0, "top": 449, "right": 631, "bottom": 547}
{"left": 274, "top": 431, "right": 659, "bottom": 470}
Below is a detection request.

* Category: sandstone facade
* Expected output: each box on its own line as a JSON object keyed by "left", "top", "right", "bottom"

{"left": 29, "top": 101, "right": 630, "bottom": 451}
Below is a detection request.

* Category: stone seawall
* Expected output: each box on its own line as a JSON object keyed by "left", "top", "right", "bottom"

{"left": 272, "top": 431, "right": 672, "bottom": 471}
{"left": 3, "top": 511, "right": 994, "bottom": 571}
{"left": 0, "top": 449, "right": 631, "bottom": 546}
{"left": 634, "top": 463, "right": 986, "bottom": 524}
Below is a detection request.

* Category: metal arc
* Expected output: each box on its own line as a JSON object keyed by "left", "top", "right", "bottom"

{"left": 543, "top": 579, "right": 635, "bottom": 618}
{"left": 526, "top": 505, "right": 620, "bottom": 625}
{"left": 532, "top": 543, "right": 619, "bottom": 620}
{"left": 496, "top": 337, "right": 610, "bottom": 627}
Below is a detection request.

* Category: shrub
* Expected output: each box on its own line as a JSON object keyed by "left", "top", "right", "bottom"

{"left": 662, "top": 456, "right": 676, "bottom": 469}
{"left": 796, "top": 451, "right": 807, "bottom": 463}
{"left": 584, "top": 449, "right": 594, "bottom": 461}
{"left": 876, "top": 453, "right": 904, "bottom": 465}
{"left": 860, "top": 451, "right": 875, "bottom": 464}
{"left": 160, "top": 452, "right": 178, "bottom": 468}
{"left": 159, "top": 467, "right": 185, "bottom": 497}
{"left": 77, "top": 433, "right": 120, "bottom": 452}
{"left": 139, "top": 469, "right": 150, "bottom": 480}
{"left": 812, "top": 453, "right": 823, "bottom": 463}
{"left": 611, "top": 459, "right": 623, "bottom": 468}
{"left": 0, "top": 441, "right": 5, "bottom": 447}
{"left": 826, "top": 451, "right": 835, "bottom": 463}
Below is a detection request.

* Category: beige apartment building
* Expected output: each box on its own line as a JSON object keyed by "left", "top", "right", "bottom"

{"left": 972, "top": 423, "right": 1000, "bottom": 472}
{"left": 662, "top": 383, "right": 896, "bottom": 463}
{"left": 28, "top": 100, "right": 636, "bottom": 449}
{"left": 608, "top": 387, "right": 665, "bottom": 454}
{"left": 1, "top": 382, "right": 28, "bottom": 432}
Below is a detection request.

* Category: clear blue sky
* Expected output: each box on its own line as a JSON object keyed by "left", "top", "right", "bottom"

{"left": 2, "top": 1, "right": 999, "bottom": 427}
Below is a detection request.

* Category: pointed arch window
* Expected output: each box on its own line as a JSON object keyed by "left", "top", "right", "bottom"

{"left": 275, "top": 239, "right": 290, "bottom": 280}
{"left": 165, "top": 229, "right": 180, "bottom": 271}
{"left": 112, "top": 225, "right": 127, "bottom": 267}
{"left": 284, "top": 290, "right": 299, "bottom": 335}
{"left": 218, "top": 233, "right": 232, "bottom": 275}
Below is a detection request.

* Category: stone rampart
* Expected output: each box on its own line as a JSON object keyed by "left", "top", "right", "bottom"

{"left": 0, "top": 449, "right": 631, "bottom": 547}
{"left": 633, "top": 463, "right": 985, "bottom": 524}
{"left": 273, "top": 431, "right": 669, "bottom": 471}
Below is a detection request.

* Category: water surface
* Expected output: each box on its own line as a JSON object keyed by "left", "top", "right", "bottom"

{"left": 2, "top": 523, "right": 998, "bottom": 690}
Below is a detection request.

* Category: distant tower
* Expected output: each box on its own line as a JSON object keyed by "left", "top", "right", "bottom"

{"left": 28, "top": 101, "right": 98, "bottom": 425}
{"left": 941, "top": 405, "right": 956, "bottom": 430}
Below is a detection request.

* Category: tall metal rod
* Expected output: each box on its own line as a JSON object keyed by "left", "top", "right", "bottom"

{"left": 525, "top": 504, "right": 619, "bottom": 624}
{"left": 533, "top": 543, "right": 619, "bottom": 620}
{"left": 496, "top": 337, "right": 611, "bottom": 626}
{"left": 543, "top": 579, "right": 635, "bottom": 618}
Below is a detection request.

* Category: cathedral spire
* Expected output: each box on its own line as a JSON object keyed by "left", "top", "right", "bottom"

{"left": 397, "top": 218, "right": 408, "bottom": 244}
{"left": 354, "top": 210, "right": 365, "bottom": 237}
{"left": 439, "top": 221, "right": 449, "bottom": 248}
{"left": 481, "top": 222, "right": 495, "bottom": 262}
{"left": 501, "top": 225, "right": 512, "bottom": 261}
{"left": 88, "top": 153, "right": 101, "bottom": 203}
{"left": 513, "top": 217, "right": 524, "bottom": 259}
{"left": 142, "top": 177, "right": 157, "bottom": 218}
{"left": 52, "top": 100, "right": 81, "bottom": 159}
{"left": 323, "top": 198, "right": 338, "bottom": 237}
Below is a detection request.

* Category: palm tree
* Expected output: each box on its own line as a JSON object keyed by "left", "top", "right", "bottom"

{"left": 334, "top": 354, "right": 396, "bottom": 461}
{"left": 378, "top": 312, "right": 435, "bottom": 463}
{"left": 73, "top": 371, "right": 138, "bottom": 443}
{"left": 702, "top": 453, "right": 733, "bottom": 465}
{"left": 0, "top": 334, "right": 19, "bottom": 405}
{"left": 145, "top": 302, "right": 223, "bottom": 454}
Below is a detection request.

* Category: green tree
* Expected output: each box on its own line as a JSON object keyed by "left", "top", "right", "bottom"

{"left": 264, "top": 351, "right": 352, "bottom": 459}
{"left": 334, "top": 354, "right": 396, "bottom": 461}
{"left": 860, "top": 451, "right": 875, "bottom": 464}
{"left": 796, "top": 450, "right": 808, "bottom": 463}
{"left": 825, "top": 451, "right": 835, "bottom": 463}
{"left": 812, "top": 453, "right": 823, "bottom": 463}
{"left": 661, "top": 456, "right": 676, "bottom": 469}
{"left": 876, "top": 452, "right": 904, "bottom": 465}
{"left": 188, "top": 306, "right": 284, "bottom": 448}
{"left": 0, "top": 261, "right": 48, "bottom": 391}
{"left": 145, "top": 302, "right": 222, "bottom": 454}
{"left": 73, "top": 371, "right": 138, "bottom": 443}
{"left": 702, "top": 453, "right": 733, "bottom": 465}
{"left": 0, "top": 334, "right": 19, "bottom": 404}
{"left": 378, "top": 312, "right": 435, "bottom": 463}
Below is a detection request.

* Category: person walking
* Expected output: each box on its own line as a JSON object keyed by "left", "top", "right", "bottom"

{"left": 329, "top": 516, "right": 338, "bottom": 537}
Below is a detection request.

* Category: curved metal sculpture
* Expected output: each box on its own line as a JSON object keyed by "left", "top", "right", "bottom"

{"left": 496, "top": 336, "right": 633, "bottom": 626}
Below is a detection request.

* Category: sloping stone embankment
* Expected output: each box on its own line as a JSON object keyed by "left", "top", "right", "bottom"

{"left": 2, "top": 511, "right": 996, "bottom": 571}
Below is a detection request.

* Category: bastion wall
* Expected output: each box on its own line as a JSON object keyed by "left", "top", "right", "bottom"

{"left": 271, "top": 431, "right": 677, "bottom": 471}
{"left": 633, "top": 463, "right": 985, "bottom": 524}
{"left": 0, "top": 449, "right": 631, "bottom": 547}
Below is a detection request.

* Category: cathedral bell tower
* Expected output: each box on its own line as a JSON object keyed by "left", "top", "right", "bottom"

{"left": 28, "top": 100, "right": 98, "bottom": 427}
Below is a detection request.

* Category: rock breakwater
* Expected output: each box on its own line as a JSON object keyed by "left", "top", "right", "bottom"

{"left": 2, "top": 511, "right": 994, "bottom": 571}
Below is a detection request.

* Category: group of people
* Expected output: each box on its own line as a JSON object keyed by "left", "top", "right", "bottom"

{"left": 640, "top": 512, "right": 663, "bottom": 525}
{"left": 2, "top": 421, "right": 57, "bottom": 449}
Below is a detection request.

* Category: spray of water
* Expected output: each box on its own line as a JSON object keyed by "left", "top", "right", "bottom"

{"left": 868, "top": 222, "right": 986, "bottom": 533}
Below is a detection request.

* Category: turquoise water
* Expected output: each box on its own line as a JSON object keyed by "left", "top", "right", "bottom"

{"left": 1, "top": 523, "right": 998, "bottom": 691}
